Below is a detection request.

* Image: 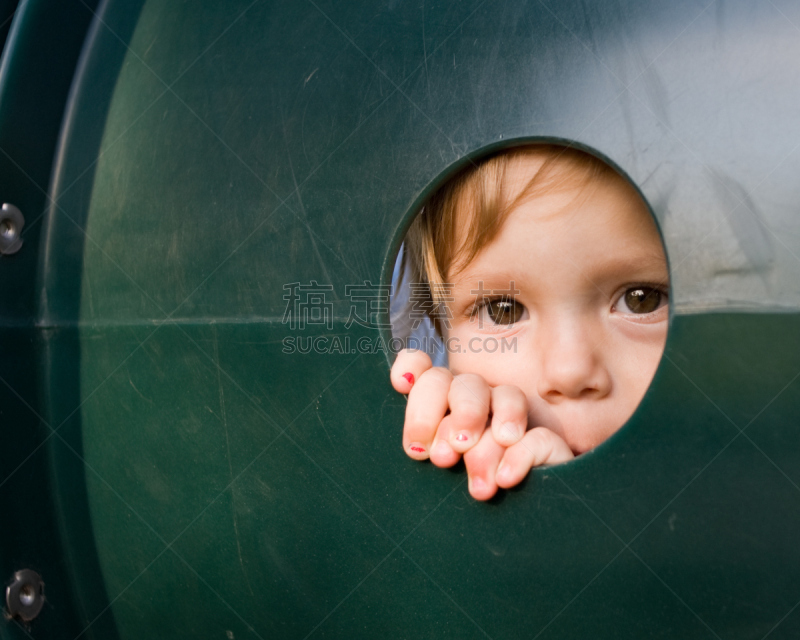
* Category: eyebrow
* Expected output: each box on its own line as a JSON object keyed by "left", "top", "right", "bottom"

{"left": 590, "top": 253, "right": 670, "bottom": 283}
{"left": 449, "top": 272, "right": 522, "bottom": 292}
{"left": 449, "top": 253, "right": 669, "bottom": 297}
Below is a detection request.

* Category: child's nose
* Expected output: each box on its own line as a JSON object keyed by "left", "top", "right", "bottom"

{"left": 535, "top": 318, "right": 611, "bottom": 402}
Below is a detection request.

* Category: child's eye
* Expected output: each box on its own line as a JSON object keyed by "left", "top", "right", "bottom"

{"left": 615, "top": 286, "right": 668, "bottom": 315}
{"left": 478, "top": 298, "right": 526, "bottom": 325}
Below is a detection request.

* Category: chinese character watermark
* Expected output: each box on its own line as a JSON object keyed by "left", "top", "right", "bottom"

{"left": 408, "top": 282, "right": 454, "bottom": 330}
{"left": 280, "top": 280, "right": 519, "bottom": 356}
{"left": 282, "top": 281, "right": 334, "bottom": 330}
{"left": 344, "top": 281, "right": 392, "bottom": 329}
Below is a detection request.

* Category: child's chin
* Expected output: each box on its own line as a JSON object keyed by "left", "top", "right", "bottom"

{"left": 543, "top": 408, "right": 629, "bottom": 456}
{"left": 560, "top": 424, "right": 619, "bottom": 456}
{"left": 570, "top": 442, "right": 595, "bottom": 456}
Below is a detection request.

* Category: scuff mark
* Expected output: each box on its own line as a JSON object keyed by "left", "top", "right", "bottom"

{"left": 707, "top": 168, "right": 774, "bottom": 276}
{"left": 422, "top": 1, "right": 431, "bottom": 104}
{"left": 221, "top": 84, "right": 255, "bottom": 133}
{"left": 641, "top": 164, "right": 677, "bottom": 222}
{"left": 715, "top": 0, "right": 726, "bottom": 50}
{"left": 301, "top": 94, "right": 313, "bottom": 167}
{"left": 283, "top": 124, "right": 345, "bottom": 293}
{"left": 142, "top": 342, "right": 167, "bottom": 379}
{"left": 255, "top": 380, "right": 293, "bottom": 425}
{"left": 263, "top": 539, "right": 305, "bottom": 593}
{"left": 143, "top": 36, "right": 158, "bottom": 58}
{"left": 315, "top": 398, "right": 336, "bottom": 448}
{"left": 638, "top": 63, "right": 671, "bottom": 129}
{"left": 84, "top": 270, "right": 95, "bottom": 320}
{"left": 668, "top": 512, "right": 677, "bottom": 532}
{"left": 129, "top": 378, "right": 153, "bottom": 404}
{"left": 304, "top": 67, "right": 318, "bottom": 86}
{"left": 214, "top": 327, "right": 255, "bottom": 597}
{"left": 579, "top": 0, "right": 600, "bottom": 56}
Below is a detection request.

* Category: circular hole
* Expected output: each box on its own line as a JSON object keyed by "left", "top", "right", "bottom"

{"left": 18, "top": 584, "right": 36, "bottom": 607}
{"left": 389, "top": 142, "right": 669, "bottom": 467}
{"left": 0, "top": 217, "right": 16, "bottom": 239}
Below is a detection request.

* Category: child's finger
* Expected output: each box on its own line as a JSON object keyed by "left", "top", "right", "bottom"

{"left": 429, "top": 415, "right": 461, "bottom": 468}
{"left": 403, "top": 367, "right": 453, "bottom": 459}
{"left": 489, "top": 385, "right": 529, "bottom": 447}
{"left": 447, "top": 373, "right": 491, "bottom": 453}
{"left": 390, "top": 349, "right": 433, "bottom": 394}
{"left": 463, "top": 428, "right": 505, "bottom": 501}
{"left": 495, "top": 427, "right": 575, "bottom": 489}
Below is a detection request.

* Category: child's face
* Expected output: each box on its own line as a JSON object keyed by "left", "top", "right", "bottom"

{"left": 445, "top": 160, "right": 669, "bottom": 454}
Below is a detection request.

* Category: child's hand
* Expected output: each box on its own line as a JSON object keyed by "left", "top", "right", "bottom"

{"left": 390, "top": 349, "right": 574, "bottom": 500}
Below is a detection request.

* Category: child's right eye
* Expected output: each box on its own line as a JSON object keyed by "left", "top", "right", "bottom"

{"left": 476, "top": 298, "right": 526, "bottom": 325}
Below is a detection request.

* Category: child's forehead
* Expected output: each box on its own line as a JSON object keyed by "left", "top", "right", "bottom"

{"left": 492, "top": 151, "right": 620, "bottom": 208}
{"left": 487, "top": 175, "right": 657, "bottom": 256}
{"left": 512, "top": 176, "right": 653, "bottom": 234}
{"left": 453, "top": 198, "right": 667, "bottom": 293}
{"left": 443, "top": 147, "right": 658, "bottom": 283}
{"left": 499, "top": 155, "right": 645, "bottom": 223}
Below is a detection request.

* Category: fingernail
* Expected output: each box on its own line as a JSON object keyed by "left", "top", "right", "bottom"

{"left": 501, "top": 422, "right": 524, "bottom": 441}
{"left": 409, "top": 443, "right": 426, "bottom": 455}
{"left": 472, "top": 476, "right": 486, "bottom": 492}
{"left": 432, "top": 441, "right": 451, "bottom": 458}
{"left": 455, "top": 432, "right": 469, "bottom": 443}
{"left": 496, "top": 462, "right": 509, "bottom": 483}
{"left": 402, "top": 372, "right": 415, "bottom": 385}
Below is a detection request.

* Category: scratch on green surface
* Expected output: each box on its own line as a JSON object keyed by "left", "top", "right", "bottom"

{"left": 214, "top": 325, "right": 254, "bottom": 597}
{"left": 315, "top": 398, "right": 336, "bottom": 449}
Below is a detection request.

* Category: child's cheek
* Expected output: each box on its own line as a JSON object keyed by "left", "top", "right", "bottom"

{"left": 449, "top": 337, "right": 529, "bottom": 388}
{"left": 611, "top": 316, "right": 669, "bottom": 347}
{"left": 610, "top": 324, "right": 667, "bottom": 381}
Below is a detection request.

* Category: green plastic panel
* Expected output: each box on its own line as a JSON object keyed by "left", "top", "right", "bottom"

{"left": 2, "top": 0, "right": 800, "bottom": 638}
{"left": 0, "top": 2, "right": 18, "bottom": 57}
{"left": 0, "top": 1, "right": 105, "bottom": 639}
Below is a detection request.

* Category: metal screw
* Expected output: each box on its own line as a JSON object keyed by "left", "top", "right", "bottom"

{"left": 5, "top": 570, "right": 44, "bottom": 622}
{"left": 18, "top": 584, "right": 35, "bottom": 607}
{"left": 0, "top": 203, "right": 24, "bottom": 255}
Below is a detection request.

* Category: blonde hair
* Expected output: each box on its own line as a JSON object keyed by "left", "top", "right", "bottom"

{"left": 404, "top": 144, "right": 618, "bottom": 304}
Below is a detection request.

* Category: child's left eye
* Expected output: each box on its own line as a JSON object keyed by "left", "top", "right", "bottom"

{"left": 614, "top": 286, "right": 668, "bottom": 315}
